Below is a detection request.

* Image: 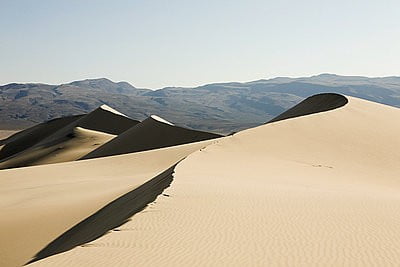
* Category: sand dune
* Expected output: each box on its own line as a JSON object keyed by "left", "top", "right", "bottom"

{"left": 2, "top": 94, "right": 399, "bottom": 266}
{"left": 0, "top": 139, "right": 217, "bottom": 266}
{"left": 72, "top": 105, "right": 138, "bottom": 135}
{"left": 30, "top": 95, "right": 400, "bottom": 266}
{"left": 81, "top": 115, "right": 222, "bottom": 160}
{"left": 0, "top": 127, "right": 116, "bottom": 169}
{"left": 27, "top": 105, "right": 138, "bottom": 148}
{"left": 267, "top": 92, "right": 348, "bottom": 123}
{"left": 0, "top": 130, "right": 18, "bottom": 145}
{"left": 0, "top": 131, "right": 17, "bottom": 152}
{"left": 0, "top": 105, "right": 139, "bottom": 169}
{"left": 0, "top": 115, "right": 83, "bottom": 160}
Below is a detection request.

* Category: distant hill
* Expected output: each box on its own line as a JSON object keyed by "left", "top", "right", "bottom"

{"left": 1, "top": 74, "right": 400, "bottom": 134}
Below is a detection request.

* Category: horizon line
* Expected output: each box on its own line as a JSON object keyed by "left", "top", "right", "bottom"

{"left": 1, "top": 72, "right": 400, "bottom": 90}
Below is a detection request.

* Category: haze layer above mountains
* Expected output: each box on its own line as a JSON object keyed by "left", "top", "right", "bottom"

{"left": 1, "top": 74, "right": 400, "bottom": 134}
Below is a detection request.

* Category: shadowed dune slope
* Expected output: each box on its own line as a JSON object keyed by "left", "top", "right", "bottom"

{"left": 267, "top": 93, "right": 348, "bottom": 123}
{"left": 27, "top": 164, "right": 177, "bottom": 265}
{"left": 0, "top": 128, "right": 116, "bottom": 169}
{"left": 32, "top": 105, "right": 139, "bottom": 148}
{"left": 81, "top": 115, "right": 222, "bottom": 160}
{"left": 0, "top": 139, "right": 215, "bottom": 267}
{"left": 32, "top": 95, "right": 400, "bottom": 266}
{"left": 0, "top": 115, "right": 84, "bottom": 160}
{"left": 72, "top": 105, "right": 138, "bottom": 135}
{"left": 0, "top": 105, "right": 139, "bottom": 169}
{"left": 0, "top": 130, "right": 18, "bottom": 143}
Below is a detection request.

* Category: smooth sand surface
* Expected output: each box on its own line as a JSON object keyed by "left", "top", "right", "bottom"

{"left": 32, "top": 96, "right": 400, "bottom": 266}
{"left": 0, "top": 130, "right": 18, "bottom": 141}
{"left": 0, "top": 127, "right": 116, "bottom": 168}
{"left": 0, "top": 116, "right": 84, "bottom": 160}
{"left": 71, "top": 105, "right": 138, "bottom": 135}
{"left": 268, "top": 93, "right": 348, "bottom": 123}
{"left": 0, "top": 106, "right": 139, "bottom": 169}
{"left": 31, "top": 127, "right": 115, "bottom": 165}
{"left": 81, "top": 115, "right": 222, "bottom": 160}
{"left": 0, "top": 139, "right": 216, "bottom": 266}
{"left": 0, "top": 130, "right": 17, "bottom": 151}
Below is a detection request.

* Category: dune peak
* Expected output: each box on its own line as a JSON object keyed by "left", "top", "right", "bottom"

{"left": 99, "top": 104, "right": 128, "bottom": 117}
{"left": 150, "top": 115, "right": 174, "bottom": 125}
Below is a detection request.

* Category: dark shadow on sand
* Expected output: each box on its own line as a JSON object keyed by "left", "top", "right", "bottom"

{"left": 267, "top": 93, "right": 348, "bottom": 123}
{"left": 26, "top": 164, "right": 177, "bottom": 265}
{"left": 81, "top": 116, "right": 222, "bottom": 160}
{"left": 0, "top": 115, "right": 84, "bottom": 161}
{"left": 0, "top": 107, "right": 139, "bottom": 169}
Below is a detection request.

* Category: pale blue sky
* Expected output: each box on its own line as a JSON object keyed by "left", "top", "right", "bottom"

{"left": 1, "top": 0, "right": 399, "bottom": 88}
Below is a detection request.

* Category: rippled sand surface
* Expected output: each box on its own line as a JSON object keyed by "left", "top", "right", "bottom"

{"left": 33, "top": 97, "right": 400, "bottom": 266}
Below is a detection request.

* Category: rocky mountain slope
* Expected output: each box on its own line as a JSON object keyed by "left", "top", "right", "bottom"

{"left": 1, "top": 74, "right": 399, "bottom": 134}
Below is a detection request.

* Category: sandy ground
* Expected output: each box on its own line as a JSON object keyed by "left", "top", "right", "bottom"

{"left": 31, "top": 96, "right": 400, "bottom": 266}
{"left": 0, "top": 139, "right": 216, "bottom": 266}
{"left": 32, "top": 127, "right": 116, "bottom": 165}
{"left": 0, "top": 130, "right": 18, "bottom": 140}
{"left": 0, "top": 127, "right": 116, "bottom": 168}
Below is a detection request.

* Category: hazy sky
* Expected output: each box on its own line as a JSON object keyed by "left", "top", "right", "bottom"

{"left": 1, "top": 0, "right": 399, "bottom": 88}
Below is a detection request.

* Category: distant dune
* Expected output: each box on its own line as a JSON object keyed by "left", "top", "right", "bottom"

{"left": 0, "top": 130, "right": 18, "bottom": 143}
{"left": 0, "top": 105, "right": 139, "bottom": 169}
{"left": 81, "top": 115, "right": 222, "bottom": 160}
{"left": 2, "top": 74, "right": 400, "bottom": 134}
{"left": 267, "top": 93, "right": 348, "bottom": 123}
{"left": 0, "top": 115, "right": 83, "bottom": 159}
{"left": 0, "top": 93, "right": 399, "bottom": 266}
{"left": 0, "top": 140, "right": 216, "bottom": 266}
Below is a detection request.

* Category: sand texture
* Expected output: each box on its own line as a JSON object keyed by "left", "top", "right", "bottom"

{"left": 30, "top": 96, "right": 400, "bottom": 266}
{"left": 0, "top": 139, "right": 216, "bottom": 266}
{"left": 0, "top": 115, "right": 83, "bottom": 158}
{"left": 0, "top": 127, "right": 116, "bottom": 169}
{"left": 0, "top": 106, "right": 139, "bottom": 169}
{"left": 0, "top": 130, "right": 18, "bottom": 142}
{"left": 81, "top": 115, "right": 222, "bottom": 160}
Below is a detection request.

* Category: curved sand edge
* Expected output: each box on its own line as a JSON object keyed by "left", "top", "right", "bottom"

{"left": 267, "top": 93, "right": 348, "bottom": 123}
{"left": 0, "top": 105, "right": 139, "bottom": 169}
{"left": 32, "top": 96, "right": 400, "bottom": 266}
{"left": 0, "top": 139, "right": 218, "bottom": 266}
{"left": 27, "top": 164, "right": 178, "bottom": 265}
{"left": 81, "top": 115, "right": 222, "bottom": 160}
{"left": 0, "top": 115, "right": 84, "bottom": 160}
{"left": 0, "top": 130, "right": 19, "bottom": 141}
{"left": 0, "top": 127, "right": 116, "bottom": 169}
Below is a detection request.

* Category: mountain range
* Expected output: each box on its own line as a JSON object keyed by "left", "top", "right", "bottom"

{"left": 1, "top": 74, "right": 400, "bottom": 134}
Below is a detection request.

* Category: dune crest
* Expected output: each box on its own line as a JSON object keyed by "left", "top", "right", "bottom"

{"left": 81, "top": 115, "right": 222, "bottom": 160}
{"left": 18, "top": 127, "right": 116, "bottom": 167}
{"left": 0, "top": 115, "right": 84, "bottom": 161}
{"left": 0, "top": 105, "right": 223, "bottom": 265}
{"left": 267, "top": 93, "right": 348, "bottom": 123}
{"left": 30, "top": 95, "right": 400, "bottom": 266}
{"left": 2, "top": 94, "right": 399, "bottom": 266}
{"left": 0, "top": 105, "right": 139, "bottom": 169}
{"left": 0, "top": 139, "right": 217, "bottom": 266}
{"left": 0, "top": 130, "right": 18, "bottom": 142}
{"left": 99, "top": 104, "right": 128, "bottom": 118}
{"left": 150, "top": 115, "right": 174, "bottom": 125}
